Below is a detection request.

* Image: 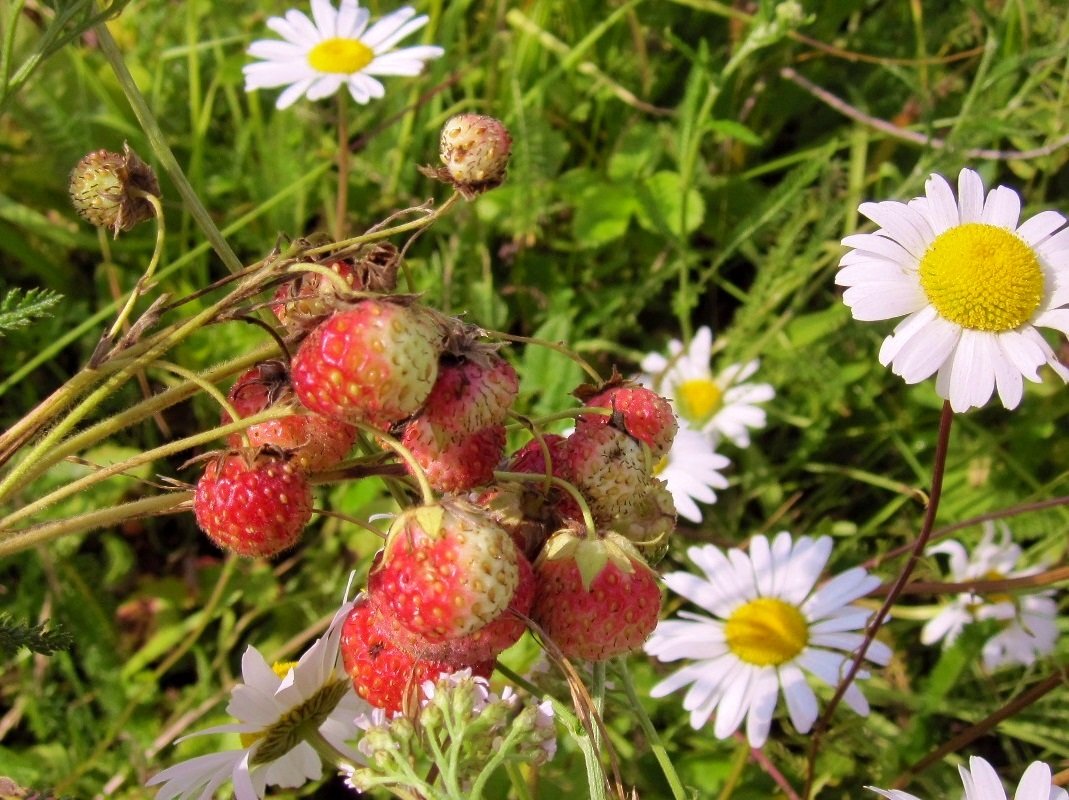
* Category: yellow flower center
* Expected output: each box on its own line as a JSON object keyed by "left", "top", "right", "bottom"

{"left": 725, "top": 597, "right": 809, "bottom": 667}
{"left": 676, "top": 378, "right": 723, "bottom": 426}
{"left": 308, "top": 38, "right": 374, "bottom": 74}
{"left": 918, "top": 223, "right": 1044, "bottom": 332}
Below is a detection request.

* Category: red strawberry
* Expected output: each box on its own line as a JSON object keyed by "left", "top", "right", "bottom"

{"left": 531, "top": 529, "right": 661, "bottom": 661}
{"left": 576, "top": 385, "right": 677, "bottom": 460}
{"left": 381, "top": 548, "right": 535, "bottom": 665}
{"left": 192, "top": 452, "right": 313, "bottom": 557}
{"left": 561, "top": 425, "right": 650, "bottom": 522}
{"left": 290, "top": 299, "right": 442, "bottom": 429}
{"left": 508, "top": 434, "right": 568, "bottom": 478}
{"left": 367, "top": 498, "right": 521, "bottom": 642}
{"left": 222, "top": 363, "right": 356, "bottom": 471}
{"left": 271, "top": 259, "right": 360, "bottom": 328}
{"left": 340, "top": 596, "right": 493, "bottom": 713}
{"left": 401, "top": 423, "right": 505, "bottom": 493}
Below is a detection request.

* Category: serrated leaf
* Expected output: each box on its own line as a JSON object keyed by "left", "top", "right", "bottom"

{"left": 0, "top": 287, "right": 63, "bottom": 336}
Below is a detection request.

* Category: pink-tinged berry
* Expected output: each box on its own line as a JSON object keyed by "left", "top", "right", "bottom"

{"left": 69, "top": 143, "right": 160, "bottom": 236}
{"left": 367, "top": 498, "right": 521, "bottom": 642}
{"left": 384, "top": 548, "right": 535, "bottom": 665}
{"left": 402, "top": 423, "right": 506, "bottom": 493}
{"left": 437, "top": 114, "right": 512, "bottom": 198}
{"left": 222, "top": 363, "right": 356, "bottom": 471}
{"left": 508, "top": 434, "right": 568, "bottom": 477}
{"left": 290, "top": 299, "right": 442, "bottom": 429}
{"left": 577, "top": 385, "right": 677, "bottom": 460}
{"left": 422, "top": 354, "right": 519, "bottom": 440}
{"left": 192, "top": 452, "right": 313, "bottom": 558}
{"left": 340, "top": 597, "right": 493, "bottom": 713}
{"left": 272, "top": 260, "right": 360, "bottom": 328}
{"left": 561, "top": 425, "right": 649, "bottom": 522}
{"left": 531, "top": 529, "right": 661, "bottom": 662}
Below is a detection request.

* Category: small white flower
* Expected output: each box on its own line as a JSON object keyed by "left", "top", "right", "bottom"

{"left": 243, "top": 0, "right": 444, "bottom": 110}
{"left": 641, "top": 326, "right": 774, "bottom": 448}
{"left": 921, "top": 523, "right": 1058, "bottom": 671}
{"left": 147, "top": 601, "right": 368, "bottom": 800}
{"left": 868, "top": 756, "right": 1068, "bottom": 800}
{"left": 836, "top": 167, "right": 1069, "bottom": 412}
{"left": 654, "top": 425, "right": 731, "bottom": 524}
{"left": 645, "top": 532, "right": 890, "bottom": 748}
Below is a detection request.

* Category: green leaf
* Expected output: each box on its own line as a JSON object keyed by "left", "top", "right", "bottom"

{"left": 0, "top": 287, "right": 63, "bottom": 336}
{"left": 572, "top": 182, "right": 637, "bottom": 248}
{"left": 706, "top": 118, "right": 764, "bottom": 147}
{"left": 634, "top": 171, "right": 705, "bottom": 238}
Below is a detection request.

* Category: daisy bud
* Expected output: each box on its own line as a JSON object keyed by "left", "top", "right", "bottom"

{"left": 68, "top": 143, "right": 161, "bottom": 236}
{"left": 438, "top": 113, "right": 511, "bottom": 198}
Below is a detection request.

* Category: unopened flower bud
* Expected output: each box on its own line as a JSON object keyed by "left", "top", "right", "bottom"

{"left": 437, "top": 113, "right": 511, "bottom": 199}
{"left": 68, "top": 142, "right": 161, "bottom": 236}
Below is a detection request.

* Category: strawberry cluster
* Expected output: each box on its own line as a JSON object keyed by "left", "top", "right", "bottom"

{"left": 189, "top": 116, "right": 682, "bottom": 713}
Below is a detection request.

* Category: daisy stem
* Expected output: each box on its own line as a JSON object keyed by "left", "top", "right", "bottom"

{"left": 805, "top": 400, "right": 954, "bottom": 797}
{"left": 717, "top": 739, "right": 750, "bottom": 800}
{"left": 615, "top": 659, "right": 688, "bottom": 800}
{"left": 304, "top": 728, "right": 357, "bottom": 775}
{"left": 335, "top": 91, "right": 350, "bottom": 241}
{"left": 493, "top": 470, "right": 598, "bottom": 536}
{"left": 107, "top": 191, "right": 165, "bottom": 340}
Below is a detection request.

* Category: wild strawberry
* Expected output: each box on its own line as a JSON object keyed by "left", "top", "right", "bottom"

{"left": 367, "top": 498, "right": 521, "bottom": 642}
{"left": 69, "top": 143, "right": 160, "bottom": 236}
{"left": 561, "top": 425, "right": 649, "bottom": 522}
{"left": 290, "top": 299, "right": 442, "bottom": 429}
{"left": 531, "top": 529, "right": 661, "bottom": 662}
{"left": 340, "top": 596, "right": 493, "bottom": 713}
{"left": 508, "top": 434, "right": 568, "bottom": 478}
{"left": 222, "top": 362, "right": 356, "bottom": 471}
{"left": 401, "top": 423, "right": 506, "bottom": 493}
{"left": 192, "top": 452, "right": 313, "bottom": 558}
{"left": 420, "top": 354, "right": 519, "bottom": 441}
{"left": 612, "top": 479, "right": 676, "bottom": 566}
{"left": 271, "top": 259, "right": 360, "bottom": 328}
{"left": 435, "top": 114, "right": 512, "bottom": 198}
{"left": 576, "top": 385, "right": 677, "bottom": 460}
{"left": 383, "top": 548, "right": 535, "bottom": 665}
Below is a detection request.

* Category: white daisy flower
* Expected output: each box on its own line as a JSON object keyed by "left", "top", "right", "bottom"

{"left": 641, "top": 326, "right": 774, "bottom": 448}
{"left": 644, "top": 532, "right": 890, "bottom": 748}
{"left": 654, "top": 425, "right": 731, "bottom": 524}
{"left": 869, "top": 756, "right": 1068, "bottom": 800}
{"left": 243, "top": 0, "right": 444, "bottom": 110}
{"left": 147, "top": 601, "right": 369, "bottom": 800}
{"left": 836, "top": 167, "right": 1069, "bottom": 412}
{"left": 921, "top": 522, "right": 1058, "bottom": 671}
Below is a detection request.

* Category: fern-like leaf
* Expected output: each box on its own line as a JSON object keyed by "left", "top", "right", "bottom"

{"left": 0, "top": 288, "right": 63, "bottom": 336}
{"left": 0, "top": 613, "right": 73, "bottom": 656}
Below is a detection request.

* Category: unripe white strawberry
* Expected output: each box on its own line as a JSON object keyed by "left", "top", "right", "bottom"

{"left": 69, "top": 143, "right": 161, "bottom": 236}
{"left": 561, "top": 425, "right": 650, "bottom": 522}
{"left": 436, "top": 114, "right": 511, "bottom": 198}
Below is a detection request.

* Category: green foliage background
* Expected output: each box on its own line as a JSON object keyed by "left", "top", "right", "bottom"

{"left": 0, "top": 0, "right": 1067, "bottom": 797}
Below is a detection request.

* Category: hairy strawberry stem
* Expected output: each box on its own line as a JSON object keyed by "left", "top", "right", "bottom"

{"left": 355, "top": 424, "right": 435, "bottom": 506}
{"left": 486, "top": 330, "right": 603, "bottom": 384}
{"left": 284, "top": 262, "right": 355, "bottom": 297}
{"left": 149, "top": 359, "right": 248, "bottom": 446}
{"left": 107, "top": 191, "right": 165, "bottom": 340}
{"left": 305, "top": 192, "right": 462, "bottom": 257}
{"left": 493, "top": 470, "right": 598, "bottom": 536}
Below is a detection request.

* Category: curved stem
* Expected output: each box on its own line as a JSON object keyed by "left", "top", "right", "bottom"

{"left": 285, "top": 262, "right": 354, "bottom": 297}
{"left": 494, "top": 470, "right": 597, "bottom": 535}
{"left": 305, "top": 192, "right": 462, "bottom": 257}
{"left": 486, "top": 330, "right": 603, "bottom": 384}
{"left": 804, "top": 401, "right": 954, "bottom": 797}
{"left": 356, "top": 423, "right": 434, "bottom": 506}
{"left": 873, "top": 565, "right": 1069, "bottom": 597}
{"left": 149, "top": 359, "right": 246, "bottom": 444}
{"left": 0, "top": 406, "right": 290, "bottom": 532}
{"left": 108, "top": 191, "right": 165, "bottom": 339}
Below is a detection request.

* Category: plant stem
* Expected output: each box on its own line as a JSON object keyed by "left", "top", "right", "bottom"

{"left": 493, "top": 470, "right": 598, "bottom": 535}
{"left": 361, "top": 425, "right": 434, "bottom": 505}
{"left": 304, "top": 192, "right": 462, "bottom": 256}
{"left": 804, "top": 401, "right": 954, "bottom": 798}
{"left": 615, "top": 659, "right": 687, "bottom": 800}
{"left": 0, "top": 491, "right": 189, "bottom": 558}
{"left": 94, "top": 18, "right": 243, "bottom": 275}
{"left": 487, "top": 330, "right": 603, "bottom": 384}
{"left": 335, "top": 90, "right": 350, "bottom": 241}
{"left": 108, "top": 192, "right": 165, "bottom": 339}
